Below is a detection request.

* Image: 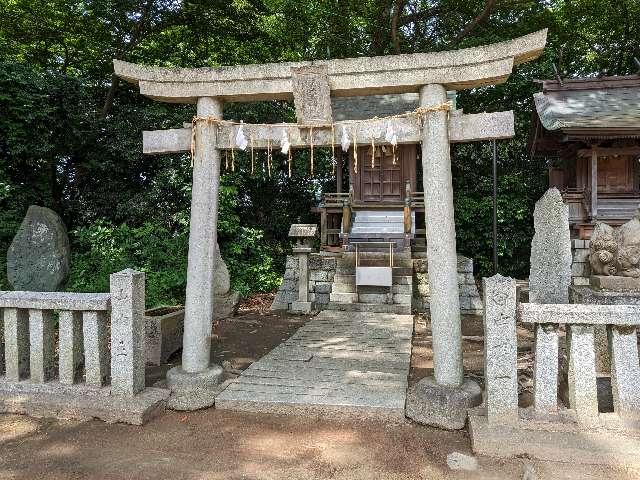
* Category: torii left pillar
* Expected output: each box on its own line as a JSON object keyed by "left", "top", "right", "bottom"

{"left": 166, "top": 97, "right": 224, "bottom": 410}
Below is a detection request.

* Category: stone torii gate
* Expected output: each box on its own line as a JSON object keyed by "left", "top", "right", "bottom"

{"left": 114, "top": 29, "right": 547, "bottom": 418}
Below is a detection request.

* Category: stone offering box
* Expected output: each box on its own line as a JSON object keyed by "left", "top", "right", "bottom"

{"left": 145, "top": 306, "right": 185, "bottom": 366}
{"left": 0, "top": 269, "right": 169, "bottom": 425}
{"left": 470, "top": 275, "right": 640, "bottom": 466}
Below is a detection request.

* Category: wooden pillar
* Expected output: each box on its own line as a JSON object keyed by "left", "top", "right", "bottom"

{"left": 336, "top": 153, "right": 344, "bottom": 194}
{"left": 591, "top": 148, "right": 598, "bottom": 220}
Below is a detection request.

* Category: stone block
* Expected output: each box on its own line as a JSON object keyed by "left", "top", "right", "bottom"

{"left": 285, "top": 256, "right": 299, "bottom": 269}
{"left": 310, "top": 270, "right": 332, "bottom": 282}
{"left": 314, "top": 293, "right": 330, "bottom": 305}
{"left": 83, "top": 311, "right": 109, "bottom": 386}
{"left": 308, "top": 254, "right": 323, "bottom": 270}
{"left": 518, "top": 302, "right": 640, "bottom": 326}
{"left": 469, "top": 297, "right": 484, "bottom": 311}
{"left": 608, "top": 325, "right": 640, "bottom": 419}
{"left": 584, "top": 240, "right": 590, "bottom": 248}
{"left": 567, "top": 324, "right": 598, "bottom": 421}
{"left": 573, "top": 277, "right": 590, "bottom": 286}
{"left": 28, "top": 309, "right": 56, "bottom": 383}
{"left": 573, "top": 249, "right": 590, "bottom": 263}
{"left": 4, "top": 308, "right": 29, "bottom": 381}
{"left": 533, "top": 324, "right": 559, "bottom": 413}
{"left": 321, "top": 257, "right": 336, "bottom": 271}
{"left": 144, "top": 307, "right": 184, "bottom": 366}
{"left": 291, "top": 65, "right": 333, "bottom": 125}
{"left": 405, "top": 377, "right": 482, "bottom": 430}
{"left": 571, "top": 262, "right": 586, "bottom": 277}
{"left": 457, "top": 256, "right": 473, "bottom": 274}
{"left": 280, "top": 279, "right": 298, "bottom": 291}
{"left": 572, "top": 239, "right": 585, "bottom": 248}
{"left": 283, "top": 269, "right": 299, "bottom": 281}
{"left": 591, "top": 275, "right": 640, "bottom": 292}
{"left": 58, "top": 310, "right": 83, "bottom": 384}
{"left": 458, "top": 296, "right": 471, "bottom": 310}
{"left": 0, "top": 291, "right": 111, "bottom": 311}
{"left": 110, "top": 269, "right": 146, "bottom": 397}
{"left": 290, "top": 301, "right": 313, "bottom": 314}
{"left": 314, "top": 282, "right": 332, "bottom": 294}
{"left": 529, "top": 188, "right": 572, "bottom": 304}
{"left": 483, "top": 275, "right": 518, "bottom": 423}
{"left": 214, "top": 292, "right": 240, "bottom": 320}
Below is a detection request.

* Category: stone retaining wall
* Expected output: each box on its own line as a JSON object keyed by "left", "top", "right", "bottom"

{"left": 271, "top": 253, "right": 337, "bottom": 312}
{"left": 412, "top": 255, "right": 483, "bottom": 315}
{"left": 272, "top": 252, "right": 484, "bottom": 315}
{"left": 571, "top": 239, "right": 590, "bottom": 286}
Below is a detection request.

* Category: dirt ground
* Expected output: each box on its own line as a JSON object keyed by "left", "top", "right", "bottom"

{"left": 0, "top": 296, "right": 638, "bottom": 480}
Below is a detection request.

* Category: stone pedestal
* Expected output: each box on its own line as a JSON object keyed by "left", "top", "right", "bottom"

{"left": 168, "top": 97, "right": 224, "bottom": 410}
{"left": 405, "top": 377, "right": 482, "bottom": 430}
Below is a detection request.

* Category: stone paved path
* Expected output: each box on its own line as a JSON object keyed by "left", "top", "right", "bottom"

{"left": 215, "top": 310, "right": 414, "bottom": 420}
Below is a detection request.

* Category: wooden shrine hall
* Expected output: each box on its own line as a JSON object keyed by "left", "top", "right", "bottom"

{"left": 531, "top": 74, "right": 640, "bottom": 239}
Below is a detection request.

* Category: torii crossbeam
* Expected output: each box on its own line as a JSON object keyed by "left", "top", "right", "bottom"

{"left": 115, "top": 29, "right": 547, "bottom": 423}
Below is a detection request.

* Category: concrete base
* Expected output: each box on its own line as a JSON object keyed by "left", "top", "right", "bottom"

{"left": 290, "top": 301, "right": 313, "bottom": 314}
{"left": 0, "top": 380, "right": 169, "bottom": 425}
{"left": 469, "top": 410, "right": 640, "bottom": 466}
{"left": 166, "top": 365, "right": 223, "bottom": 410}
{"left": 590, "top": 275, "right": 640, "bottom": 292}
{"left": 405, "top": 376, "right": 481, "bottom": 430}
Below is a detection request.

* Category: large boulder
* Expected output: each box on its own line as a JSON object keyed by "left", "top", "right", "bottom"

{"left": 7, "top": 206, "right": 70, "bottom": 291}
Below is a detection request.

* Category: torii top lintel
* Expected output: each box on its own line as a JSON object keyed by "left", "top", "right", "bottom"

{"left": 114, "top": 30, "right": 547, "bottom": 104}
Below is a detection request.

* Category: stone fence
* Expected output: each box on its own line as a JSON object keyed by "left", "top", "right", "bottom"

{"left": 0, "top": 269, "right": 168, "bottom": 425}
{"left": 469, "top": 274, "right": 640, "bottom": 465}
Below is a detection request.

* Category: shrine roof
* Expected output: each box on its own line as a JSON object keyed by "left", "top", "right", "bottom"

{"left": 533, "top": 75, "right": 640, "bottom": 132}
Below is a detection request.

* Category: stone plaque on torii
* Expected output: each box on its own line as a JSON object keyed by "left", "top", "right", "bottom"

{"left": 114, "top": 29, "right": 547, "bottom": 420}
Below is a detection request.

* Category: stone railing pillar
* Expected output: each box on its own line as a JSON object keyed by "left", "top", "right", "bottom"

{"left": 166, "top": 96, "right": 224, "bottom": 410}
{"left": 110, "top": 269, "right": 146, "bottom": 396}
{"left": 483, "top": 275, "right": 518, "bottom": 424}
{"left": 289, "top": 224, "right": 318, "bottom": 314}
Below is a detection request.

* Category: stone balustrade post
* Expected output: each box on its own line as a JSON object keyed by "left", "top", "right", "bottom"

{"left": 483, "top": 275, "right": 518, "bottom": 424}
{"left": 166, "top": 96, "right": 224, "bottom": 410}
{"left": 110, "top": 269, "right": 146, "bottom": 396}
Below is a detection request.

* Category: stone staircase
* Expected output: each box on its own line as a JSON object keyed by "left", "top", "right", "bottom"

{"left": 325, "top": 251, "right": 412, "bottom": 315}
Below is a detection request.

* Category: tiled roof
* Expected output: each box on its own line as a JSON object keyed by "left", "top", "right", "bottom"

{"left": 534, "top": 77, "right": 640, "bottom": 131}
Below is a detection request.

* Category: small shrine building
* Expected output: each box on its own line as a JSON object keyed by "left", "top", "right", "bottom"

{"left": 531, "top": 74, "right": 640, "bottom": 239}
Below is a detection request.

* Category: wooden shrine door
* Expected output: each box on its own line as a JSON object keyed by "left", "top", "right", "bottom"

{"left": 597, "top": 156, "right": 635, "bottom": 193}
{"left": 351, "top": 144, "right": 416, "bottom": 204}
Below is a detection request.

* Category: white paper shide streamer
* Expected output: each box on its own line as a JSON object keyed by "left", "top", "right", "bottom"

{"left": 340, "top": 126, "right": 351, "bottom": 152}
{"left": 384, "top": 121, "right": 398, "bottom": 146}
{"left": 235, "top": 123, "right": 248, "bottom": 151}
{"left": 280, "top": 128, "right": 290, "bottom": 154}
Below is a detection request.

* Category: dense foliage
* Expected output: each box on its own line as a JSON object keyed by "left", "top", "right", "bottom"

{"left": 1, "top": 1, "right": 638, "bottom": 306}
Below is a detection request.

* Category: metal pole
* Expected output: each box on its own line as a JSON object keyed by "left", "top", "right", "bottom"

{"left": 492, "top": 140, "right": 498, "bottom": 275}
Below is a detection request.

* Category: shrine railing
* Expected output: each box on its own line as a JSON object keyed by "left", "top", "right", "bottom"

{"left": 0, "top": 269, "right": 168, "bottom": 424}
{"left": 479, "top": 275, "right": 640, "bottom": 427}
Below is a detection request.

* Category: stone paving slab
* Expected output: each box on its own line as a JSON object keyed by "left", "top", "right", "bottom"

{"left": 216, "top": 310, "right": 413, "bottom": 420}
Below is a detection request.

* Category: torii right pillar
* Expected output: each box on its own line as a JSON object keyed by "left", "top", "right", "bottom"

{"left": 405, "top": 85, "right": 482, "bottom": 429}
